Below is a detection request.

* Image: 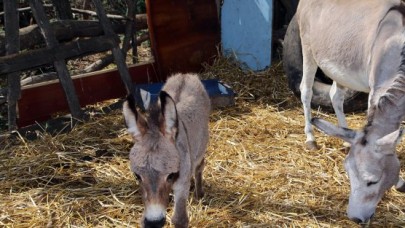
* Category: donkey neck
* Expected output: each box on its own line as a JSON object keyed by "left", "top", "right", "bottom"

{"left": 365, "top": 100, "right": 405, "bottom": 141}
{"left": 366, "top": 48, "right": 405, "bottom": 139}
{"left": 366, "top": 115, "right": 400, "bottom": 142}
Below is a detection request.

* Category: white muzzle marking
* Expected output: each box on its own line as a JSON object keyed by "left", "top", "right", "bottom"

{"left": 145, "top": 204, "right": 166, "bottom": 221}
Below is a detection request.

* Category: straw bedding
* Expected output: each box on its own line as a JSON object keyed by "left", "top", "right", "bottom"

{"left": 1, "top": 57, "right": 405, "bottom": 227}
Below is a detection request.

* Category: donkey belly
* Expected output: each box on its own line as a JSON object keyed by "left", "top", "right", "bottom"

{"left": 318, "top": 60, "right": 370, "bottom": 93}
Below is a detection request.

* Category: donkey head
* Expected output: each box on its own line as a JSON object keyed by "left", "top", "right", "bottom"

{"left": 311, "top": 118, "right": 405, "bottom": 224}
{"left": 123, "top": 91, "right": 180, "bottom": 228}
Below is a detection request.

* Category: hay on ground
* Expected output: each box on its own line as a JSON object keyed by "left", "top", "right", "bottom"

{"left": 0, "top": 56, "right": 404, "bottom": 227}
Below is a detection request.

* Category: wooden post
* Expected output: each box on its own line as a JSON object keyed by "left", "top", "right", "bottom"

{"left": 4, "top": 0, "right": 21, "bottom": 130}
{"left": 82, "top": 0, "right": 92, "bottom": 20}
{"left": 28, "top": 0, "right": 83, "bottom": 121}
{"left": 123, "top": 0, "right": 136, "bottom": 60}
{"left": 127, "top": 0, "right": 138, "bottom": 64}
{"left": 92, "top": 0, "right": 143, "bottom": 109}
{"left": 51, "top": 0, "right": 73, "bottom": 20}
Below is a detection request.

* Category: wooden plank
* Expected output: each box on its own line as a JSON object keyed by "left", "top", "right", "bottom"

{"left": 146, "top": 0, "right": 220, "bottom": 77}
{"left": 4, "top": 0, "right": 21, "bottom": 130}
{"left": 122, "top": 0, "right": 137, "bottom": 62}
{"left": 79, "top": 34, "right": 149, "bottom": 74}
{"left": 0, "top": 35, "right": 116, "bottom": 75}
{"left": 0, "top": 16, "right": 148, "bottom": 56}
{"left": 92, "top": 0, "right": 133, "bottom": 94}
{"left": 130, "top": 0, "right": 139, "bottom": 63}
{"left": 51, "top": 0, "right": 73, "bottom": 20}
{"left": 28, "top": 0, "right": 83, "bottom": 121}
{"left": 17, "top": 62, "right": 159, "bottom": 127}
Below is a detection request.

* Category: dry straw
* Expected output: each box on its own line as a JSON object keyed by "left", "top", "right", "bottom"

{"left": 1, "top": 56, "right": 405, "bottom": 227}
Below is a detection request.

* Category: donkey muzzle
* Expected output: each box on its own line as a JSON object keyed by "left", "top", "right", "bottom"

{"left": 144, "top": 217, "right": 166, "bottom": 228}
{"left": 349, "top": 213, "right": 374, "bottom": 226}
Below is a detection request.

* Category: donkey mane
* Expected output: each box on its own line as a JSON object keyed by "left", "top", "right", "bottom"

{"left": 131, "top": 103, "right": 164, "bottom": 152}
{"left": 360, "top": 2, "right": 405, "bottom": 122}
{"left": 363, "top": 43, "right": 405, "bottom": 138}
{"left": 147, "top": 103, "right": 164, "bottom": 129}
{"left": 376, "top": 43, "right": 405, "bottom": 113}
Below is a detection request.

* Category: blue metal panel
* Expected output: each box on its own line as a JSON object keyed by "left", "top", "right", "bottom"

{"left": 221, "top": 0, "right": 273, "bottom": 71}
{"left": 135, "top": 79, "right": 235, "bottom": 109}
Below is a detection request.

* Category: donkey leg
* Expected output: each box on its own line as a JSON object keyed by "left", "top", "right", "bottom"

{"left": 330, "top": 82, "right": 348, "bottom": 128}
{"left": 395, "top": 177, "right": 405, "bottom": 192}
{"left": 330, "top": 82, "right": 350, "bottom": 148}
{"left": 194, "top": 158, "right": 205, "bottom": 199}
{"left": 172, "top": 180, "right": 190, "bottom": 228}
{"left": 300, "top": 45, "right": 319, "bottom": 150}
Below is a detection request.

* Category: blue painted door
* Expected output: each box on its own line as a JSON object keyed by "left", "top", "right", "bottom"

{"left": 221, "top": 0, "right": 273, "bottom": 71}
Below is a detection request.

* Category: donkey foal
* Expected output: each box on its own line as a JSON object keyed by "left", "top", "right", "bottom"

{"left": 123, "top": 73, "right": 211, "bottom": 228}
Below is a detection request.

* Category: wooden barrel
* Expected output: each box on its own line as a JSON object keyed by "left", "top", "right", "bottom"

{"left": 146, "top": 0, "right": 220, "bottom": 78}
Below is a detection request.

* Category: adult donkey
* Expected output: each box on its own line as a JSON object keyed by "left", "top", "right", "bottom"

{"left": 312, "top": 47, "right": 405, "bottom": 223}
{"left": 297, "top": 0, "right": 405, "bottom": 150}
{"left": 294, "top": 0, "right": 405, "bottom": 223}
{"left": 123, "top": 73, "right": 210, "bottom": 228}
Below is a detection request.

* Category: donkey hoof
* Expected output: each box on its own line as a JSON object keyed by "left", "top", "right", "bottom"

{"left": 340, "top": 142, "right": 351, "bottom": 152}
{"left": 395, "top": 179, "right": 405, "bottom": 192}
{"left": 396, "top": 183, "right": 405, "bottom": 192}
{"left": 305, "top": 141, "right": 319, "bottom": 150}
{"left": 343, "top": 142, "right": 351, "bottom": 149}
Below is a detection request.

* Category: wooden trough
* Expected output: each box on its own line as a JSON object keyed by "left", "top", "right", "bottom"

{"left": 17, "top": 62, "right": 158, "bottom": 127}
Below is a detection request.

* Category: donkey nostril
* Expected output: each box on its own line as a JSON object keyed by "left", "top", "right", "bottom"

{"left": 350, "top": 217, "right": 363, "bottom": 224}
{"left": 144, "top": 217, "right": 166, "bottom": 228}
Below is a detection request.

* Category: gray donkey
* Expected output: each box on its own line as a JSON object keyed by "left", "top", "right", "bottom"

{"left": 290, "top": 0, "right": 405, "bottom": 223}
{"left": 123, "top": 73, "right": 210, "bottom": 228}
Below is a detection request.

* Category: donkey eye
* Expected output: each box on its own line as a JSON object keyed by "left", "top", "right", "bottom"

{"left": 167, "top": 172, "right": 179, "bottom": 182}
{"left": 134, "top": 173, "right": 142, "bottom": 182}
{"left": 367, "top": 181, "right": 378, "bottom": 187}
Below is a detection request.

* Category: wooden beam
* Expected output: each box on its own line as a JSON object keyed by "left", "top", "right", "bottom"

{"left": 79, "top": 32, "right": 149, "bottom": 74}
{"left": 123, "top": 0, "right": 138, "bottom": 64}
{"left": 92, "top": 0, "right": 141, "bottom": 107}
{"left": 4, "top": 0, "right": 21, "bottom": 130}
{"left": 71, "top": 7, "right": 126, "bottom": 20}
{"left": 0, "top": 16, "right": 148, "bottom": 56}
{"left": 51, "top": 0, "right": 73, "bottom": 20}
{"left": 123, "top": 0, "right": 137, "bottom": 61}
{"left": 28, "top": 0, "right": 83, "bottom": 121}
{"left": 0, "top": 4, "right": 52, "bottom": 17}
{"left": 17, "top": 62, "right": 161, "bottom": 127}
{"left": 0, "top": 35, "right": 116, "bottom": 75}
{"left": 0, "top": 4, "right": 132, "bottom": 21}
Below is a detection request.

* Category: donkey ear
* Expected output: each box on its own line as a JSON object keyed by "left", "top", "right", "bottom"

{"left": 122, "top": 94, "right": 148, "bottom": 140}
{"left": 311, "top": 118, "right": 357, "bottom": 144}
{"left": 159, "top": 91, "right": 178, "bottom": 140}
{"left": 375, "top": 128, "right": 403, "bottom": 154}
